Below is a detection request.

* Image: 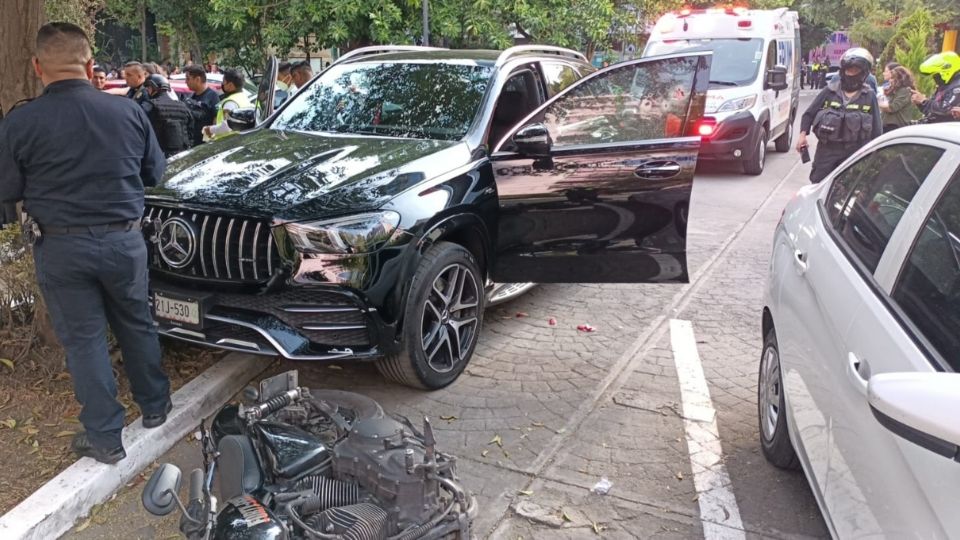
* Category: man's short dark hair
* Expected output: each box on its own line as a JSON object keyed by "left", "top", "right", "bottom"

{"left": 222, "top": 69, "right": 244, "bottom": 90}
{"left": 291, "top": 61, "right": 312, "bottom": 76}
{"left": 93, "top": 65, "right": 106, "bottom": 75}
{"left": 278, "top": 61, "right": 291, "bottom": 75}
{"left": 124, "top": 60, "right": 144, "bottom": 74}
{"left": 36, "top": 22, "right": 92, "bottom": 66}
{"left": 184, "top": 65, "right": 206, "bottom": 82}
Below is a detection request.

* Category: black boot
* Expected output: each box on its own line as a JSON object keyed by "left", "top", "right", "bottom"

{"left": 72, "top": 432, "right": 126, "bottom": 464}
{"left": 143, "top": 399, "right": 173, "bottom": 429}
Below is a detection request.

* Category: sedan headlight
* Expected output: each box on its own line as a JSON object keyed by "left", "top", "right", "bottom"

{"left": 285, "top": 211, "right": 400, "bottom": 255}
{"left": 715, "top": 94, "right": 757, "bottom": 113}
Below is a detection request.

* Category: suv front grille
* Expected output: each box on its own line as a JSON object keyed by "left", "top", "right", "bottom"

{"left": 146, "top": 205, "right": 281, "bottom": 283}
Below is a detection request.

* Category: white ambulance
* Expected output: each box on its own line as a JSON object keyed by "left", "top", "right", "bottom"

{"left": 643, "top": 7, "right": 801, "bottom": 175}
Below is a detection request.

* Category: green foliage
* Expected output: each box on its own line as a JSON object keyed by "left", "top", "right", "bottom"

{"left": 896, "top": 28, "right": 938, "bottom": 95}
{"left": 45, "top": 0, "right": 104, "bottom": 42}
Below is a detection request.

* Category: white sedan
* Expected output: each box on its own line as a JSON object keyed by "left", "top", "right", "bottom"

{"left": 760, "top": 123, "right": 960, "bottom": 537}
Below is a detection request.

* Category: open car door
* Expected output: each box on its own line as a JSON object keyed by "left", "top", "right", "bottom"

{"left": 254, "top": 55, "right": 279, "bottom": 125}
{"left": 491, "top": 52, "right": 711, "bottom": 284}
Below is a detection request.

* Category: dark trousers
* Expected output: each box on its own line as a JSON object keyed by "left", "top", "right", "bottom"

{"left": 810, "top": 142, "right": 860, "bottom": 183}
{"left": 33, "top": 228, "right": 169, "bottom": 449}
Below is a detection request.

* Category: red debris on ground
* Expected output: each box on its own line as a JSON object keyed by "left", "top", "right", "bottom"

{"left": 515, "top": 312, "right": 528, "bottom": 318}
{"left": 577, "top": 324, "right": 595, "bottom": 333}
{"left": 548, "top": 317, "right": 557, "bottom": 326}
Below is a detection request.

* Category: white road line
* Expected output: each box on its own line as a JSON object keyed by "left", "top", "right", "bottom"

{"left": 670, "top": 319, "right": 746, "bottom": 540}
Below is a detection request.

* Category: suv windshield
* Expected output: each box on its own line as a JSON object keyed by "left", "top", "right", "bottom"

{"left": 272, "top": 61, "right": 494, "bottom": 140}
{"left": 645, "top": 38, "right": 763, "bottom": 88}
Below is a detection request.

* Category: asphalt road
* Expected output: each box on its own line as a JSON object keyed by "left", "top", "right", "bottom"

{"left": 67, "top": 92, "right": 830, "bottom": 539}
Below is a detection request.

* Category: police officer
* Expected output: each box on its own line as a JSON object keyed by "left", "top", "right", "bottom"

{"left": 0, "top": 22, "right": 171, "bottom": 464}
{"left": 123, "top": 60, "right": 150, "bottom": 105}
{"left": 911, "top": 51, "right": 960, "bottom": 124}
{"left": 142, "top": 74, "right": 193, "bottom": 157}
{"left": 202, "top": 68, "right": 252, "bottom": 140}
{"left": 182, "top": 65, "right": 220, "bottom": 146}
{"left": 798, "top": 48, "right": 883, "bottom": 183}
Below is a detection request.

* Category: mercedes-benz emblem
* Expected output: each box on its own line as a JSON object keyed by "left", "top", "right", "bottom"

{"left": 158, "top": 217, "right": 197, "bottom": 269}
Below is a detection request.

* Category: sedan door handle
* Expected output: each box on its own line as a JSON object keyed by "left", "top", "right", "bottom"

{"left": 635, "top": 162, "right": 681, "bottom": 180}
{"left": 847, "top": 352, "right": 869, "bottom": 396}
{"left": 793, "top": 249, "right": 808, "bottom": 274}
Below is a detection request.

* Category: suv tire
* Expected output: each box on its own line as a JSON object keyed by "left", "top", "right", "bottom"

{"left": 376, "top": 241, "right": 485, "bottom": 389}
{"left": 758, "top": 328, "right": 800, "bottom": 470}
{"left": 743, "top": 127, "right": 767, "bottom": 176}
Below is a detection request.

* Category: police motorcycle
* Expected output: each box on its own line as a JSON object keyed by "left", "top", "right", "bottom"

{"left": 141, "top": 371, "right": 476, "bottom": 540}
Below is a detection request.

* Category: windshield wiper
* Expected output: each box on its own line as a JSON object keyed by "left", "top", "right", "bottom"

{"left": 709, "top": 80, "right": 740, "bottom": 86}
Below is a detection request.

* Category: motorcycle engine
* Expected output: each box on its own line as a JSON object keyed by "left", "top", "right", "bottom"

{"left": 209, "top": 382, "right": 473, "bottom": 540}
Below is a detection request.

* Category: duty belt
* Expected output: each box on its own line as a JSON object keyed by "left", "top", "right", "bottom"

{"left": 41, "top": 219, "right": 142, "bottom": 235}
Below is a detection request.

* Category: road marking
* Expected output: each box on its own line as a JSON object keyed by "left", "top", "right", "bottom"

{"left": 670, "top": 319, "right": 746, "bottom": 540}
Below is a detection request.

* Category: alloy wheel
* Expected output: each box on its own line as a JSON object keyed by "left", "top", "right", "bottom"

{"left": 759, "top": 344, "right": 782, "bottom": 442}
{"left": 420, "top": 263, "right": 480, "bottom": 374}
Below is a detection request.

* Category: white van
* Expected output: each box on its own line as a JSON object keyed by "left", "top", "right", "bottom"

{"left": 643, "top": 7, "right": 801, "bottom": 175}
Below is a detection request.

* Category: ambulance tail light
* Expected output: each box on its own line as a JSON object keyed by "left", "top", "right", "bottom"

{"left": 738, "top": 19, "right": 752, "bottom": 28}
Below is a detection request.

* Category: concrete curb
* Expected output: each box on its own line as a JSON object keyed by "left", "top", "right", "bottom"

{"left": 0, "top": 352, "right": 269, "bottom": 540}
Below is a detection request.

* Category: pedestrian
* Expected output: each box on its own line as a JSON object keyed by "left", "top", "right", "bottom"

{"left": 800, "top": 60, "right": 807, "bottom": 89}
{"left": 0, "top": 22, "right": 171, "bottom": 464}
{"left": 291, "top": 61, "right": 314, "bottom": 90}
{"left": 202, "top": 68, "right": 252, "bottom": 140}
{"left": 880, "top": 64, "right": 915, "bottom": 131}
{"left": 911, "top": 51, "right": 960, "bottom": 123}
{"left": 797, "top": 48, "right": 882, "bottom": 183}
{"left": 91, "top": 64, "right": 107, "bottom": 90}
{"left": 142, "top": 74, "right": 193, "bottom": 157}
{"left": 123, "top": 60, "right": 150, "bottom": 105}
{"left": 182, "top": 65, "right": 221, "bottom": 146}
{"left": 276, "top": 61, "right": 293, "bottom": 106}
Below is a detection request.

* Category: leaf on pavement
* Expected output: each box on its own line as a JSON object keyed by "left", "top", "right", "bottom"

{"left": 481, "top": 450, "right": 490, "bottom": 457}
{"left": 54, "top": 430, "right": 76, "bottom": 438}
{"left": 592, "top": 521, "right": 606, "bottom": 535}
{"left": 1, "top": 418, "right": 16, "bottom": 429}
{"left": 439, "top": 415, "right": 457, "bottom": 422}
{"left": 0, "top": 358, "right": 13, "bottom": 370}
{"left": 531, "top": 421, "right": 545, "bottom": 428}
{"left": 327, "top": 365, "right": 343, "bottom": 370}
{"left": 561, "top": 509, "right": 573, "bottom": 522}
{"left": 675, "top": 471, "right": 684, "bottom": 481}
{"left": 75, "top": 518, "right": 92, "bottom": 532}
{"left": 489, "top": 434, "right": 502, "bottom": 447}
{"left": 518, "top": 490, "right": 533, "bottom": 496}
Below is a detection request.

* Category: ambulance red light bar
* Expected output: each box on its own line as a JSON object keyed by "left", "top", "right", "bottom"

{"left": 674, "top": 6, "right": 749, "bottom": 17}
{"left": 738, "top": 19, "right": 752, "bottom": 28}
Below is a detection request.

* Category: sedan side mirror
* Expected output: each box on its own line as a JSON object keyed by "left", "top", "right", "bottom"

{"left": 513, "top": 123, "right": 552, "bottom": 157}
{"left": 227, "top": 108, "right": 256, "bottom": 132}
{"left": 765, "top": 65, "right": 789, "bottom": 92}
{"left": 142, "top": 463, "right": 183, "bottom": 516}
{"left": 868, "top": 372, "right": 960, "bottom": 461}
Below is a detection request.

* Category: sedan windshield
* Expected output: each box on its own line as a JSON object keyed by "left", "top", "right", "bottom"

{"left": 645, "top": 38, "right": 763, "bottom": 88}
{"left": 271, "top": 61, "right": 494, "bottom": 141}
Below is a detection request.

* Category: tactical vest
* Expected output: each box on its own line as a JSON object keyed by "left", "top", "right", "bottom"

{"left": 149, "top": 96, "right": 193, "bottom": 156}
{"left": 812, "top": 86, "right": 874, "bottom": 144}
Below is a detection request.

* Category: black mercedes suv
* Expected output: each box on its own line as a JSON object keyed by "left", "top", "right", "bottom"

{"left": 145, "top": 45, "right": 710, "bottom": 389}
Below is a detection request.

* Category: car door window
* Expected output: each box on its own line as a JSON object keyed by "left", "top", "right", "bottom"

{"left": 766, "top": 40, "right": 778, "bottom": 71}
{"left": 891, "top": 170, "right": 960, "bottom": 370}
{"left": 823, "top": 144, "right": 944, "bottom": 272}
{"left": 541, "top": 62, "right": 580, "bottom": 97}
{"left": 489, "top": 68, "right": 544, "bottom": 147}
{"left": 541, "top": 56, "right": 699, "bottom": 147}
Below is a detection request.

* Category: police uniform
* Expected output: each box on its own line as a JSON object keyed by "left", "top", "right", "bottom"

{"left": 801, "top": 79, "right": 883, "bottom": 183}
{"left": 144, "top": 91, "right": 194, "bottom": 157}
{"left": 184, "top": 88, "right": 220, "bottom": 146}
{"left": 0, "top": 79, "right": 170, "bottom": 455}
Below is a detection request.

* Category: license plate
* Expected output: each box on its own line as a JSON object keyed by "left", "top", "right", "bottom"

{"left": 153, "top": 292, "right": 201, "bottom": 326}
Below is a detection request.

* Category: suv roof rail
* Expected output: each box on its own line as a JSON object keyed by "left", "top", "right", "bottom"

{"left": 495, "top": 45, "right": 588, "bottom": 67}
{"left": 332, "top": 45, "right": 449, "bottom": 66}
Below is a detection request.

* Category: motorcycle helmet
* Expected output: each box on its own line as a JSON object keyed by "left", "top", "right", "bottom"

{"left": 919, "top": 51, "right": 960, "bottom": 86}
{"left": 839, "top": 48, "right": 874, "bottom": 91}
{"left": 143, "top": 74, "right": 170, "bottom": 93}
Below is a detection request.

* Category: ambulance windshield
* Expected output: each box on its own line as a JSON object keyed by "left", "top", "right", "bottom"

{"left": 646, "top": 38, "right": 764, "bottom": 88}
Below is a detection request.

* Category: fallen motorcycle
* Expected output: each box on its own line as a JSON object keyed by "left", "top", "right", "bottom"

{"left": 141, "top": 371, "right": 476, "bottom": 539}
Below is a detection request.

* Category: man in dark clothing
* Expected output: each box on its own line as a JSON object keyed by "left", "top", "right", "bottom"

{"left": 123, "top": 61, "right": 150, "bottom": 105}
{"left": 142, "top": 74, "right": 193, "bottom": 157}
{"left": 0, "top": 22, "right": 171, "bottom": 464}
{"left": 912, "top": 51, "right": 960, "bottom": 124}
{"left": 182, "top": 65, "right": 220, "bottom": 146}
{"left": 797, "top": 48, "right": 882, "bottom": 184}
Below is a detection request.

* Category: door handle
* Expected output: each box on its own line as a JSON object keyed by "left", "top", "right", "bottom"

{"left": 793, "top": 249, "right": 808, "bottom": 274}
{"left": 847, "top": 352, "right": 869, "bottom": 396}
{"left": 635, "top": 162, "right": 681, "bottom": 180}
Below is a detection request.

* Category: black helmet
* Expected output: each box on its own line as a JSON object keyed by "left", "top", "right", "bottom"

{"left": 143, "top": 74, "right": 170, "bottom": 92}
{"left": 839, "top": 48, "right": 873, "bottom": 91}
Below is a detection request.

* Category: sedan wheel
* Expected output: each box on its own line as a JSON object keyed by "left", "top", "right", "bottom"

{"left": 758, "top": 328, "right": 800, "bottom": 469}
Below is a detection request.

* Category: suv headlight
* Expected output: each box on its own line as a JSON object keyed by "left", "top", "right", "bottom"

{"left": 285, "top": 211, "right": 400, "bottom": 255}
{"left": 715, "top": 94, "right": 757, "bottom": 113}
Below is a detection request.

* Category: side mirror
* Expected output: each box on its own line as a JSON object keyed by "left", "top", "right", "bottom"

{"left": 142, "top": 463, "right": 183, "bottom": 516}
{"left": 226, "top": 108, "right": 256, "bottom": 132}
{"left": 513, "top": 123, "right": 552, "bottom": 157}
{"left": 868, "top": 372, "right": 960, "bottom": 461}
{"left": 765, "top": 65, "right": 789, "bottom": 92}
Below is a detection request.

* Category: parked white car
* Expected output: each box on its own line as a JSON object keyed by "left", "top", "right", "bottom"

{"left": 760, "top": 123, "right": 960, "bottom": 537}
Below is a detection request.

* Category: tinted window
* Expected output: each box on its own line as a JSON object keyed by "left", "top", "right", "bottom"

{"left": 272, "top": 62, "right": 493, "bottom": 140}
{"left": 541, "top": 63, "right": 580, "bottom": 96}
{"left": 765, "top": 40, "right": 777, "bottom": 71}
{"left": 542, "top": 56, "right": 697, "bottom": 147}
{"left": 645, "top": 38, "right": 762, "bottom": 88}
{"left": 892, "top": 171, "right": 960, "bottom": 370}
{"left": 824, "top": 144, "right": 943, "bottom": 272}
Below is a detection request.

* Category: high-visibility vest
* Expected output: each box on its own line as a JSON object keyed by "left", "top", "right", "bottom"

{"left": 214, "top": 91, "right": 252, "bottom": 126}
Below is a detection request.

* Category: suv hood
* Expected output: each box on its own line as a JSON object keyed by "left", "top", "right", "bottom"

{"left": 149, "top": 129, "right": 463, "bottom": 221}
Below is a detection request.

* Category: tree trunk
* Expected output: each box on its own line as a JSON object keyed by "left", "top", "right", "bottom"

{"left": 0, "top": 0, "right": 45, "bottom": 117}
